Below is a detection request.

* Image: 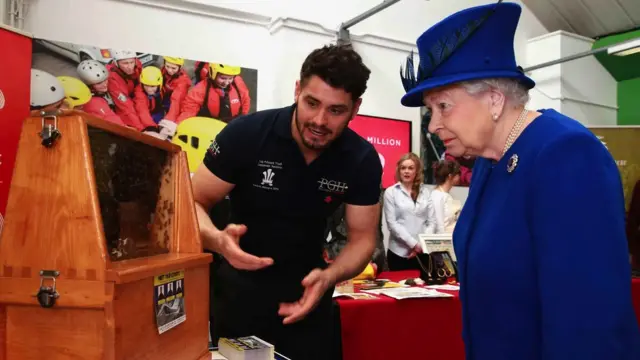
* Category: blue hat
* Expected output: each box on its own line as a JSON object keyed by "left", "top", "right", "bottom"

{"left": 400, "top": 2, "right": 535, "bottom": 107}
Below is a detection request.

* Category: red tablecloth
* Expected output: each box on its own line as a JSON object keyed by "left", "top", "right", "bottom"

{"left": 338, "top": 273, "right": 640, "bottom": 360}
{"left": 337, "top": 270, "right": 464, "bottom": 360}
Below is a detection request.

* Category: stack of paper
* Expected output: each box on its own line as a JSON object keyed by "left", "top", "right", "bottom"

{"left": 218, "top": 336, "right": 274, "bottom": 360}
{"left": 362, "top": 287, "right": 454, "bottom": 299}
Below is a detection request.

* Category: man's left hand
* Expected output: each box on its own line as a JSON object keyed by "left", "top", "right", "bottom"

{"left": 278, "top": 268, "right": 335, "bottom": 325}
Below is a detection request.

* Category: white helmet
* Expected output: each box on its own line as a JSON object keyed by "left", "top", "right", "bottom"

{"left": 30, "top": 69, "right": 65, "bottom": 108}
{"left": 112, "top": 49, "right": 137, "bottom": 61}
{"left": 77, "top": 60, "right": 108, "bottom": 85}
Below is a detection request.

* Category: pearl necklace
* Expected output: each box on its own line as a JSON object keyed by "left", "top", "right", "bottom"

{"left": 502, "top": 108, "right": 529, "bottom": 157}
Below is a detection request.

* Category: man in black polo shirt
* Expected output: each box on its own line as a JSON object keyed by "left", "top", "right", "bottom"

{"left": 191, "top": 44, "right": 382, "bottom": 359}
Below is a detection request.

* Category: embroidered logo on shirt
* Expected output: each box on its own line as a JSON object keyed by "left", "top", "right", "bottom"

{"left": 207, "top": 140, "right": 221, "bottom": 156}
{"left": 318, "top": 178, "right": 348, "bottom": 194}
{"left": 117, "top": 93, "right": 128, "bottom": 103}
{"left": 253, "top": 160, "right": 282, "bottom": 191}
{"left": 261, "top": 168, "right": 275, "bottom": 186}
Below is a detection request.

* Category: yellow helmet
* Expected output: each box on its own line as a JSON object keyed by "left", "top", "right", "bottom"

{"left": 172, "top": 117, "right": 227, "bottom": 172}
{"left": 209, "top": 63, "right": 241, "bottom": 79}
{"left": 140, "top": 66, "right": 163, "bottom": 86}
{"left": 57, "top": 76, "right": 91, "bottom": 109}
{"left": 163, "top": 56, "right": 184, "bottom": 66}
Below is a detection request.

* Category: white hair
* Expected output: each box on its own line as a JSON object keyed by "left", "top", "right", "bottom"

{"left": 459, "top": 78, "right": 530, "bottom": 107}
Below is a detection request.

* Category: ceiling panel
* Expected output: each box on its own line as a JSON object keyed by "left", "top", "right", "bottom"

{"left": 582, "top": 0, "right": 636, "bottom": 36}
{"left": 523, "top": 0, "right": 640, "bottom": 38}
{"left": 618, "top": 0, "right": 640, "bottom": 24}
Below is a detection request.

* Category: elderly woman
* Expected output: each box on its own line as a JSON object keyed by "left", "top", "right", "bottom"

{"left": 400, "top": 2, "right": 640, "bottom": 359}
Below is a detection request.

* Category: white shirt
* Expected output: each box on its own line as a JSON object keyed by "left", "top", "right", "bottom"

{"left": 430, "top": 188, "right": 461, "bottom": 233}
{"left": 383, "top": 183, "right": 437, "bottom": 258}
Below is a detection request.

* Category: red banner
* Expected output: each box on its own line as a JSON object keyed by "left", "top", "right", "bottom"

{"left": 0, "top": 26, "right": 32, "bottom": 218}
{"left": 348, "top": 114, "right": 412, "bottom": 189}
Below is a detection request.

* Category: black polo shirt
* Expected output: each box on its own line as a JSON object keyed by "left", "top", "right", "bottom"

{"left": 203, "top": 104, "right": 382, "bottom": 298}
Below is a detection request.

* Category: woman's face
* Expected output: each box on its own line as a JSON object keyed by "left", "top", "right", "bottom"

{"left": 399, "top": 159, "right": 417, "bottom": 183}
{"left": 424, "top": 85, "right": 498, "bottom": 158}
{"left": 144, "top": 85, "right": 158, "bottom": 95}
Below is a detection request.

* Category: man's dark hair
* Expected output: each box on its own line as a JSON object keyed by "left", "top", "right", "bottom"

{"left": 300, "top": 44, "right": 371, "bottom": 101}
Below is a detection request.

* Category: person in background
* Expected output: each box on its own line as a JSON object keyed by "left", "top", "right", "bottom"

{"left": 134, "top": 66, "right": 171, "bottom": 128}
{"left": 430, "top": 160, "right": 461, "bottom": 233}
{"left": 161, "top": 56, "right": 191, "bottom": 121}
{"left": 400, "top": 2, "right": 640, "bottom": 359}
{"left": 177, "top": 63, "right": 251, "bottom": 123}
{"left": 445, "top": 152, "right": 473, "bottom": 186}
{"left": 191, "top": 44, "right": 380, "bottom": 359}
{"left": 107, "top": 50, "right": 145, "bottom": 130}
{"left": 58, "top": 76, "right": 92, "bottom": 110}
{"left": 383, "top": 152, "right": 437, "bottom": 271}
{"left": 193, "top": 60, "right": 209, "bottom": 84}
{"left": 323, "top": 191, "right": 387, "bottom": 274}
{"left": 76, "top": 60, "right": 127, "bottom": 127}
{"left": 30, "top": 69, "right": 65, "bottom": 111}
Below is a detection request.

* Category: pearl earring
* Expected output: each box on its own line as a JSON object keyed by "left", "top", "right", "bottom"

{"left": 492, "top": 114, "right": 498, "bottom": 121}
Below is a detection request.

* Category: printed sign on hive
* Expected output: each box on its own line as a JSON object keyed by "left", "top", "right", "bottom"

{"left": 348, "top": 115, "right": 412, "bottom": 189}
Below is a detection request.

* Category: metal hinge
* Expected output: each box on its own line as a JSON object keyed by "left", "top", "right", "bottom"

{"left": 39, "top": 110, "right": 62, "bottom": 148}
{"left": 33, "top": 270, "right": 60, "bottom": 308}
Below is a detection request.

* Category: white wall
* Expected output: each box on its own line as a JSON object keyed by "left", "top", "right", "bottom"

{"left": 525, "top": 31, "right": 618, "bottom": 126}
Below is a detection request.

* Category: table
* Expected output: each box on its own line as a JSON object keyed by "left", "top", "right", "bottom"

{"left": 336, "top": 270, "right": 464, "bottom": 360}
{"left": 336, "top": 272, "right": 640, "bottom": 360}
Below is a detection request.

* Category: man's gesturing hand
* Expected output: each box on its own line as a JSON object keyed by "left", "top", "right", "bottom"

{"left": 217, "top": 224, "right": 273, "bottom": 270}
{"left": 278, "top": 268, "right": 334, "bottom": 325}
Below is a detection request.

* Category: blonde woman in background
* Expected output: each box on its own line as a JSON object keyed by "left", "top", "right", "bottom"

{"left": 383, "top": 153, "right": 438, "bottom": 271}
{"left": 430, "top": 160, "right": 462, "bottom": 233}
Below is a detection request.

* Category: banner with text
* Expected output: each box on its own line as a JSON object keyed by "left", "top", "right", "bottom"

{"left": 589, "top": 126, "right": 640, "bottom": 212}
{"left": 349, "top": 115, "right": 412, "bottom": 189}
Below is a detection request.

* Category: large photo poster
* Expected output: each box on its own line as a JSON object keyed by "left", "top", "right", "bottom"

{"left": 589, "top": 126, "right": 640, "bottom": 265}
{"left": 348, "top": 115, "right": 412, "bottom": 189}
{"left": 588, "top": 127, "right": 640, "bottom": 212}
{"left": 30, "top": 37, "right": 258, "bottom": 174}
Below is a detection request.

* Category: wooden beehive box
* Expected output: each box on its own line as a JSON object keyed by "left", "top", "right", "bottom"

{"left": 0, "top": 110, "right": 212, "bottom": 360}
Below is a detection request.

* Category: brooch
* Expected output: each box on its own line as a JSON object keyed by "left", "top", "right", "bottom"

{"left": 507, "top": 154, "right": 519, "bottom": 173}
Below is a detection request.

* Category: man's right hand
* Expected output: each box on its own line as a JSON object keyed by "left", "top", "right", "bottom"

{"left": 216, "top": 224, "right": 274, "bottom": 270}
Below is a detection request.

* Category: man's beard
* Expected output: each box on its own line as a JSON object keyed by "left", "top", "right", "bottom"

{"left": 294, "top": 107, "right": 332, "bottom": 150}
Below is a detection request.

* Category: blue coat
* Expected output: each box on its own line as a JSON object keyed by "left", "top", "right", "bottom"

{"left": 454, "top": 109, "right": 640, "bottom": 359}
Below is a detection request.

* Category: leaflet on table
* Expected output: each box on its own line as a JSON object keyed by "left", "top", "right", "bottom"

{"left": 362, "top": 287, "right": 454, "bottom": 299}
{"left": 426, "top": 284, "right": 460, "bottom": 291}
{"left": 353, "top": 279, "right": 407, "bottom": 291}
{"left": 332, "top": 291, "right": 378, "bottom": 300}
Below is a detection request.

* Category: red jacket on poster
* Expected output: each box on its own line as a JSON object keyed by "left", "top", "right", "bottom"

{"left": 82, "top": 95, "right": 126, "bottom": 127}
{"left": 133, "top": 86, "right": 167, "bottom": 128}
{"left": 162, "top": 68, "right": 191, "bottom": 120}
{"left": 176, "top": 76, "right": 251, "bottom": 123}
{"left": 106, "top": 59, "right": 144, "bottom": 130}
